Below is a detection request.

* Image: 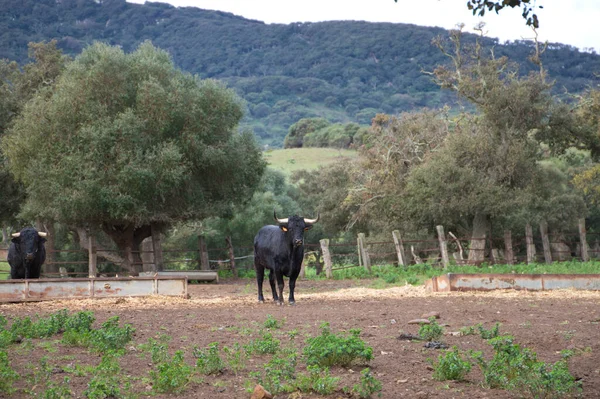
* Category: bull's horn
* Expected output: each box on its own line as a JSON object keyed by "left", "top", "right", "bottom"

{"left": 38, "top": 232, "right": 48, "bottom": 237}
{"left": 304, "top": 213, "right": 320, "bottom": 224}
{"left": 273, "top": 210, "right": 288, "bottom": 224}
{"left": 11, "top": 232, "right": 20, "bottom": 238}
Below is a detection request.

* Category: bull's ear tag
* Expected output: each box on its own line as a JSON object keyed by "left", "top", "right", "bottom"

{"left": 281, "top": 226, "right": 288, "bottom": 232}
{"left": 304, "top": 226, "right": 312, "bottom": 231}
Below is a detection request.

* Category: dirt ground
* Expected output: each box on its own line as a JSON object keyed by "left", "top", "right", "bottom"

{"left": 1, "top": 278, "right": 600, "bottom": 398}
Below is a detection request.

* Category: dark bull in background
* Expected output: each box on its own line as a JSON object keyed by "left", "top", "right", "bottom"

{"left": 7, "top": 227, "right": 48, "bottom": 279}
{"left": 253, "top": 210, "right": 319, "bottom": 305}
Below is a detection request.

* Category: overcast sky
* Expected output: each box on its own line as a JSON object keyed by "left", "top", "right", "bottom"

{"left": 126, "top": 0, "right": 599, "bottom": 53}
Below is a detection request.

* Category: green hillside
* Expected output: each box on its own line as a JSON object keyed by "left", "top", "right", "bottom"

{"left": 2, "top": 0, "right": 599, "bottom": 146}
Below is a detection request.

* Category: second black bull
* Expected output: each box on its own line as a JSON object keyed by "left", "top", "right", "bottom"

{"left": 7, "top": 227, "right": 48, "bottom": 279}
{"left": 254, "top": 211, "right": 319, "bottom": 305}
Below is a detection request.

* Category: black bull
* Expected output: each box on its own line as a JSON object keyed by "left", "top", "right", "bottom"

{"left": 253, "top": 211, "right": 319, "bottom": 305}
{"left": 7, "top": 227, "right": 48, "bottom": 279}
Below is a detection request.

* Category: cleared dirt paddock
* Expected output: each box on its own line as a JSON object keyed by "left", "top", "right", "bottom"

{"left": 1, "top": 278, "right": 599, "bottom": 398}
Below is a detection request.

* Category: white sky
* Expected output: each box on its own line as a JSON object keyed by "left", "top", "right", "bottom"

{"left": 127, "top": 0, "right": 600, "bottom": 53}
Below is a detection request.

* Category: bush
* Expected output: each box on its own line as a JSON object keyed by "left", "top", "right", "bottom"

{"left": 350, "top": 368, "right": 382, "bottom": 398}
{"left": 150, "top": 350, "right": 194, "bottom": 394}
{"left": 245, "top": 331, "right": 281, "bottom": 355}
{"left": 303, "top": 323, "right": 373, "bottom": 367}
{"left": 194, "top": 342, "right": 226, "bottom": 375}
{"left": 418, "top": 317, "right": 444, "bottom": 341}
{"left": 473, "top": 335, "right": 581, "bottom": 398}
{"left": 0, "top": 350, "right": 18, "bottom": 394}
{"left": 295, "top": 365, "right": 339, "bottom": 395}
{"left": 432, "top": 346, "right": 472, "bottom": 381}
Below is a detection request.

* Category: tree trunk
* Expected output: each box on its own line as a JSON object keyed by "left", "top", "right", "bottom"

{"left": 468, "top": 213, "right": 489, "bottom": 264}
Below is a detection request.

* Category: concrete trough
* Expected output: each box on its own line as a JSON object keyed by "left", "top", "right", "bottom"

{"left": 426, "top": 273, "right": 600, "bottom": 292}
{"left": 138, "top": 270, "right": 218, "bottom": 282}
{"left": 0, "top": 277, "right": 188, "bottom": 303}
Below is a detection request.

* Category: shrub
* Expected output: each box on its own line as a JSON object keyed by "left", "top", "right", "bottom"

{"left": 263, "top": 314, "right": 283, "bottom": 329}
{"left": 89, "top": 316, "right": 135, "bottom": 353}
{"left": 139, "top": 334, "right": 171, "bottom": 364}
{"left": 223, "top": 343, "right": 247, "bottom": 375}
{"left": 303, "top": 323, "right": 373, "bottom": 367}
{"left": 418, "top": 317, "right": 444, "bottom": 342}
{"left": 194, "top": 342, "right": 226, "bottom": 375}
{"left": 84, "top": 353, "right": 126, "bottom": 399}
{"left": 350, "top": 368, "right": 382, "bottom": 398}
{"left": 245, "top": 331, "right": 281, "bottom": 355}
{"left": 150, "top": 350, "right": 194, "bottom": 394}
{"left": 250, "top": 348, "right": 298, "bottom": 394}
{"left": 0, "top": 350, "right": 18, "bottom": 394}
{"left": 478, "top": 322, "right": 501, "bottom": 339}
{"left": 473, "top": 335, "right": 581, "bottom": 398}
{"left": 296, "top": 365, "right": 339, "bottom": 395}
{"left": 432, "top": 346, "right": 472, "bottom": 381}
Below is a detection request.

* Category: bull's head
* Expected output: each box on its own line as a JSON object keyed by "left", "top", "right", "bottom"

{"left": 11, "top": 228, "right": 48, "bottom": 262}
{"left": 274, "top": 210, "right": 319, "bottom": 248}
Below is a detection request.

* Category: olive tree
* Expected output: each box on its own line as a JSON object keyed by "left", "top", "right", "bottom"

{"left": 2, "top": 41, "right": 265, "bottom": 273}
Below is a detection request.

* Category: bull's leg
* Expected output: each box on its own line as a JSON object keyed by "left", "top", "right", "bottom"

{"left": 275, "top": 271, "right": 285, "bottom": 306}
{"left": 268, "top": 270, "right": 279, "bottom": 302}
{"left": 255, "top": 262, "right": 265, "bottom": 303}
{"left": 288, "top": 270, "right": 300, "bottom": 305}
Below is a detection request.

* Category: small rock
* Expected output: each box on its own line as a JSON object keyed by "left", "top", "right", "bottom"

{"left": 408, "top": 319, "right": 431, "bottom": 325}
{"left": 421, "top": 311, "right": 440, "bottom": 319}
{"left": 415, "top": 390, "right": 429, "bottom": 398}
{"left": 397, "top": 379, "right": 409, "bottom": 384}
{"left": 250, "top": 384, "right": 273, "bottom": 399}
{"left": 390, "top": 319, "right": 397, "bottom": 324}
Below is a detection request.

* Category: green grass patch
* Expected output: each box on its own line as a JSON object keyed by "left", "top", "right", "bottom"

{"left": 264, "top": 147, "right": 357, "bottom": 177}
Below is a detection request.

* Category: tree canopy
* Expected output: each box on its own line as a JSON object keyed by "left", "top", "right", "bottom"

{"left": 2, "top": 41, "right": 265, "bottom": 271}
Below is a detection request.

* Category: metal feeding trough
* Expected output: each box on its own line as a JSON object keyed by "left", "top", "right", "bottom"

{"left": 426, "top": 273, "right": 600, "bottom": 292}
{"left": 0, "top": 276, "right": 188, "bottom": 303}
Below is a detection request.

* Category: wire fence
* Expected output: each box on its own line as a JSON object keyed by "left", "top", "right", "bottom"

{"left": 1, "top": 221, "right": 599, "bottom": 279}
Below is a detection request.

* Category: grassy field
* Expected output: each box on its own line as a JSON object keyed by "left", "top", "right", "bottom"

{"left": 263, "top": 147, "right": 357, "bottom": 177}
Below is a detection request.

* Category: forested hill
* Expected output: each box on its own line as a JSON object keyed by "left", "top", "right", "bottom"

{"left": 2, "top": 0, "right": 600, "bottom": 146}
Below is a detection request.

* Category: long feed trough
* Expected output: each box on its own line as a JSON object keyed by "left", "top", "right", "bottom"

{"left": 427, "top": 273, "right": 600, "bottom": 292}
{"left": 0, "top": 276, "right": 188, "bottom": 303}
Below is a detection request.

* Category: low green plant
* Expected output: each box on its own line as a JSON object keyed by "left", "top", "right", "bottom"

{"left": 303, "top": 322, "right": 373, "bottom": 367}
{"left": 223, "top": 343, "right": 247, "bottom": 375}
{"left": 150, "top": 350, "right": 194, "bottom": 394}
{"left": 89, "top": 316, "right": 135, "bottom": 353}
{"left": 418, "top": 317, "right": 444, "bottom": 341}
{"left": 139, "top": 334, "right": 171, "bottom": 364}
{"left": 350, "top": 368, "right": 382, "bottom": 398}
{"left": 478, "top": 322, "right": 500, "bottom": 339}
{"left": 431, "top": 346, "right": 472, "bottom": 381}
{"left": 0, "top": 350, "right": 18, "bottom": 394}
{"left": 84, "top": 352, "right": 128, "bottom": 399}
{"left": 295, "top": 365, "right": 339, "bottom": 395}
{"left": 263, "top": 314, "right": 283, "bottom": 329}
{"left": 250, "top": 348, "right": 298, "bottom": 394}
{"left": 43, "top": 376, "right": 73, "bottom": 399}
{"left": 245, "top": 331, "right": 281, "bottom": 355}
{"left": 194, "top": 342, "right": 226, "bottom": 375}
{"left": 473, "top": 335, "right": 581, "bottom": 398}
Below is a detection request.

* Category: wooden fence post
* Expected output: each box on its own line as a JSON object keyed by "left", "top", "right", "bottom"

{"left": 392, "top": 230, "right": 407, "bottom": 268}
{"left": 357, "top": 233, "right": 371, "bottom": 272}
{"left": 88, "top": 234, "right": 97, "bottom": 278}
{"left": 151, "top": 224, "right": 164, "bottom": 272}
{"left": 198, "top": 235, "right": 210, "bottom": 270}
{"left": 539, "top": 221, "right": 552, "bottom": 264}
{"left": 320, "top": 239, "right": 333, "bottom": 279}
{"left": 525, "top": 223, "right": 536, "bottom": 264}
{"left": 436, "top": 225, "right": 450, "bottom": 269}
{"left": 504, "top": 230, "right": 514, "bottom": 265}
{"left": 579, "top": 218, "right": 589, "bottom": 262}
{"left": 225, "top": 236, "right": 237, "bottom": 277}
